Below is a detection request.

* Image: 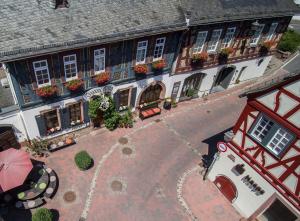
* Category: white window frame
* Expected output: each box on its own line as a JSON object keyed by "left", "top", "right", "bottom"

{"left": 192, "top": 31, "right": 208, "bottom": 54}
{"left": 221, "top": 27, "right": 236, "bottom": 49}
{"left": 94, "top": 48, "right": 105, "bottom": 74}
{"left": 207, "top": 29, "right": 222, "bottom": 52}
{"left": 250, "top": 116, "right": 273, "bottom": 142}
{"left": 33, "top": 60, "right": 51, "bottom": 87}
{"left": 250, "top": 24, "right": 265, "bottom": 46}
{"left": 266, "top": 128, "right": 293, "bottom": 156}
{"left": 136, "top": 40, "right": 148, "bottom": 65}
{"left": 63, "top": 54, "right": 78, "bottom": 81}
{"left": 266, "top": 22, "right": 278, "bottom": 41}
{"left": 153, "top": 37, "right": 166, "bottom": 61}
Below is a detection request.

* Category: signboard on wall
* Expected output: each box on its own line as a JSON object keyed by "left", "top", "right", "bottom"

{"left": 217, "top": 142, "right": 227, "bottom": 152}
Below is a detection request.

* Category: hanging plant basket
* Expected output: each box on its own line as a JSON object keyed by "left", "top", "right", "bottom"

{"left": 65, "top": 79, "right": 84, "bottom": 92}
{"left": 134, "top": 64, "right": 148, "bottom": 75}
{"left": 36, "top": 85, "right": 57, "bottom": 98}
{"left": 94, "top": 72, "right": 110, "bottom": 85}
{"left": 218, "top": 47, "right": 233, "bottom": 64}
{"left": 152, "top": 59, "right": 166, "bottom": 72}
{"left": 191, "top": 52, "right": 208, "bottom": 67}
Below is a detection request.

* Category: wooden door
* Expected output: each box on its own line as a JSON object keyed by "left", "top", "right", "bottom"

{"left": 214, "top": 176, "right": 237, "bottom": 203}
{"left": 0, "top": 128, "right": 19, "bottom": 151}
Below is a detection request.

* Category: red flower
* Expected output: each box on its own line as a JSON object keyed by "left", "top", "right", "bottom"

{"left": 36, "top": 85, "right": 57, "bottom": 98}
{"left": 152, "top": 59, "right": 167, "bottom": 70}
{"left": 65, "top": 79, "right": 84, "bottom": 91}
{"left": 94, "top": 72, "right": 110, "bottom": 85}
{"left": 134, "top": 64, "right": 148, "bottom": 74}
{"left": 191, "top": 52, "right": 209, "bottom": 62}
{"left": 261, "top": 40, "right": 275, "bottom": 49}
{"left": 220, "top": 47, "right": 234, "bottom": 55}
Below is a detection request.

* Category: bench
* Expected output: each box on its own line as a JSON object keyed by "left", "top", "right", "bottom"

{"left": 139, "top": 102, "right": 161, "bottom": 120}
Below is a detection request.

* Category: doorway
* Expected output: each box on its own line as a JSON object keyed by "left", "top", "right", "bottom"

{"left": 0, "top": 126, "right": 20, "bottom": 151}
{"left": 212, "top": 66, "right": 236, "bottom": 91}
{"left": 90, "top": 96, "right": 104, "bottom": 128}
{"left": 139, "top": 83, "right": 163, "bottom": 105}
{"left": 180, "top": 73, "right": 205, "bottom": 100}
{"left": 214, "top": 175, "right": 237, "bottom": 203}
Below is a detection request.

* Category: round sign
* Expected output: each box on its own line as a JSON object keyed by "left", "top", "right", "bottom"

{"left": 217, "top": 142, "right": 227, "bottom": 152}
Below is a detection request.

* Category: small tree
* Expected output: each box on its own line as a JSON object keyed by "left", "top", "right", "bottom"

{"left": 278, "top": 30, "right": 300, "bottom": 53}
{"left": 32, "top": 208, "right": 53, "bottom": 221}
{"left": 26, "top": 138, "right": 49, "bottom": 157}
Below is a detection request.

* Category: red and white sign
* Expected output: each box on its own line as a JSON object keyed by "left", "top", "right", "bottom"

{"left": 217, "top": 142, "right": 227, "bottom": 152}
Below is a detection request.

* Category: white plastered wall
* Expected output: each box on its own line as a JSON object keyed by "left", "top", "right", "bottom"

{"left": 0, "top": 112, "right": 27, "bottom": 142}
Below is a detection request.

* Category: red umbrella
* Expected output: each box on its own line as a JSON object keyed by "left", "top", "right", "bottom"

{"left": 0, "top": 148, "right": 33, "bottom": 193}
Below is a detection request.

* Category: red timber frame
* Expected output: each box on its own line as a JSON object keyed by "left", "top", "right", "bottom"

{"left": 229, "top": 76, "right": 300, "bottom": 210}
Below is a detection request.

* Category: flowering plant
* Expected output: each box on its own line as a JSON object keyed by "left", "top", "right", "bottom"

{"left": 94, "top": 72, "right": 110, "bottom": 85}
{"left": 65, "top": 79, "right": 84, "bottom": 91}
{"left": 152, "top": 59, "right": 166, "bottom": 70}
{"left": 220, "top": 47, "right": 234, "bottom": 56}
{"left": 191, "top": 52, "right": 209, "bottom": 64}
{"left": 134, "top": 64, "right": 148, "bottom": 74}
{"left": 36, "top": 85, "right": 57, "bottom": 98}
{"left": 261, "top": 40, "right": 275, "bottom": 50}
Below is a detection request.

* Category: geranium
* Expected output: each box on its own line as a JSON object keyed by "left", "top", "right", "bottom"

{"left": 220, "top": 47, "right": 234, "bottom": 56}
{"left": 94, "top": 72, "right": 110, "bottom": 85}
{"left": 65, "top": 79, "right": 84, "bottom": 91}
{"left": 191, "top": 52, "right": 209, "bottom": 63}
{"left": 152, "top": 59, "right": 166, "bottom": 70}
{"left": 261, "top": 40, "right": 275, "bottom": 50}
{"left": 36, "top": 85, "right": 57, "bottom": 98}
{"left": 134, "top": 64, "right": 148, "bottom": 74}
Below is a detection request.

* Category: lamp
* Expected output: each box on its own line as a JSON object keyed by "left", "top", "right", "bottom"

{"left": 251, "top": 20, "right": 260, "bottom": 31}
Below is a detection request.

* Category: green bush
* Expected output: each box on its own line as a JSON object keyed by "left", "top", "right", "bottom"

{"left": 278, "top": 30, "right": 300, "bottom": 53}
{"left": 75, "top": 151, "right": 93, "bottom": 170}
{"left": 26, "top": 138, "right": 49, "bottom": 157}
{"left": 88, "top": 98, "right": 101, "bottom": 120}
{"left": 186, "top": 88, "right": 195, "bottom": 97}
{"left": 119, "top": 110, "right": 133, "bottom": 128}
{"left": 32, "top": 208, "right": 53, "bottom": 221}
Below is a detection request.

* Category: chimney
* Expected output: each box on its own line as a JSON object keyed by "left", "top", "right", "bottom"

{"left": 49, "top": 0, "right": 56, "bottom": 9}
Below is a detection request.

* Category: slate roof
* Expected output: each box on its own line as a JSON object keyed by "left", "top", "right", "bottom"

{"left": 0, "top": 0, "right": 299, "bottom": 61}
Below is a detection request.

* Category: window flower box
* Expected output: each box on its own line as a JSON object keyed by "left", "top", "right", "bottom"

{"left": 191, "top": 52, "right": 208, "bottom": 67}
{"left": 218, "top": 47, "right": 234, "bottom": 64}
{"left": 36, "top": 85, "right": 57, "bottom": 98}
{"left": 260, "top": 40, "right": 275, "bottom": 56}
{"left": 65, "top": 79, "right": 84, "bottom": 92}
{"left": 47, "top": 126, "right": 61, "bottom": 135}
{"left": 94, "top": 72, "right": 110, "bottom": 85}
{"left": 134, "top": 64, "right": 148, "bottom": 75}
{"left": 152, "top": 59, "right": 166, "bottom": 72}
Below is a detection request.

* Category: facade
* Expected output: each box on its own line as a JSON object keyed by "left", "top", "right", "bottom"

{"left": 208, "top": 74, "right": 300, "bottom": 220}
{"left": 0, "top": 0, "right": 299, "bottom": 144}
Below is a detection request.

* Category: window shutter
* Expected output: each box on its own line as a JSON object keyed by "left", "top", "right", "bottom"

{"left": 35, "top": 115, "right": 47, "bottom": 137}
{"left": 60, "top": 107, "right": 70, "bottom": 129}
{"left": 113, "top": 91, "right": 120, "bottom": 111}
{"left": 83, "top": 101, "right": 90, "bottom": 123}
{"left": 130, "top": 87, "right": 137, "bottom": 108}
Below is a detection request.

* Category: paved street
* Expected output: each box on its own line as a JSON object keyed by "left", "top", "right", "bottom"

{"left": 5, "top": 79, "right": 269, "bottom": 221}
{"left": 282, "top": 52, "right": 300, "bottom": 73}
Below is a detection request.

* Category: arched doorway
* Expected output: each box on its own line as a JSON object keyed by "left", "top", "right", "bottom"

{"left": 138, "top": 82, "right": 165, "bottom": 105}
{"left": 214, "top": 175, "right": 237, "bottom": 203}
{"left": 213, "top": 66, "right": 236, "bottom": 91}
{"left": 180, "top": 73, "right": 205, "bottom": 100}
{"left": 0, "top": 126, "right": 19, "bottom": 151}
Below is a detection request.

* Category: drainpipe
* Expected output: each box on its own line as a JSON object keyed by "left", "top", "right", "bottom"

{"left": 19, "top": 112, "right": 31, "bottom": 142}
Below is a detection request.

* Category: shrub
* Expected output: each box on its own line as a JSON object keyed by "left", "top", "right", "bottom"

{"left": 104, "top": 112, "right": 121, "bottom": 130}
{"left": 119, "top": 109, "right": 133, "bottom": 128}
{"left": 26, "top": 138, "right": 49, "bottom": 157}
{"left": 32, "top": 208, "right": 53, "bottom": 221}
{"left": 186, "top": 88, "right": 196, "bottom": 97}
{"left": 88, "top": 97, "right": 101, "bottom": 120}
{"left": 75, "top": 151, "right": 93, "bottom": 170}
{"left": 278, "top": 30, "right": 300, "bottom": 53}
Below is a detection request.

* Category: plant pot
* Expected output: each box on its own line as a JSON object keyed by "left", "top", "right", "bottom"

{"left": 65, "top": 137, "right": 73, "bottom": 145}
{"left": 163, "top": 101, "right": 172, "bottom": 110}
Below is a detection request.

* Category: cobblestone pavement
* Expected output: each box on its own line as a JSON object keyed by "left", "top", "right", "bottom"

{"left": 5, "top": 72, "right": 287, "bottom": 221}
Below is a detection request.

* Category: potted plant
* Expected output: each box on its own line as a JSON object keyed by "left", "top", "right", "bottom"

{"left": 191, "top": 52, "right": 208, "bottom": 67}
{"left": 36, "top": 85, "right": 57, "bottom": 98}
{"left": 163, "top": 97, "right": 172, "bottom": 110}
{"left": 186, "top": 88, "right": 196, "bottom": 98}
{"left": 134, "top": 64, "right": 148, "bottom": 75}
{"left": 260, "top": 40, "right": 274, "bottom": 56}
{"left": 218, "top": 47, "right": 234, "bottom": 64}
{"left": 94, "top": 72, "right": 110, "bottom": 85}
{"left": 65, "top": 79, "right": 84, "bottom": 92}
{"left": 152, "top": 59, "right": 166, "bottom": 73}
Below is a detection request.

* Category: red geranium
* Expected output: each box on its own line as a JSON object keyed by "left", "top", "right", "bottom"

{"left": 65, "top": 79, "right": 84, "bottom": 91}
{"left": 191, "top": 52, "right": 209, "bottom": 63}
{"left": 36, "top": 85, "right": 57, "bottom": 98}
{"left": 261, "top": 40, "right": 275, "bottom": 49}
{"left": 94, "top": 72, "right": 110, "bottom": 85}
{"left": 220, "top": 47, "right": 234, "bottom": 56}
{"left": 152, "top": 59, "right": 166, "bottom": 70}
{"left": 134, "top": 64, "right": 148, "bottom": 74}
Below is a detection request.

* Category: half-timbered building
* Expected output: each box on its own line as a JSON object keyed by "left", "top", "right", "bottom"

{"left": 0, "top": 0, "right": 298, "bottom": 144}
{"left": 208, "top": 73, "right": 300, "bottom": 220}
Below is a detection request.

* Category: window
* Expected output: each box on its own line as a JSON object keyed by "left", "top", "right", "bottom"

{"left": 63, "top": 54, "right": 77, "bottom": 81}
{"left": 266, "top": 23, "right": 278, "bottom": 41}
{"left": 33, "top": 60, "right": 51, "bottom": 87}
{"left": 193, "top": 31, "right": 208, "bottom": 54}
{"left": 119, "top": 89, "right": 130, "bottom": 110}
{"left": 140, "top": 84, "right": 162, "bottom": 104}
{"left": 69, "top": 103, "right": 82, "bottom": 125}
{"left": 222, "top": 27, "right": 236, "bottom": 48}
{"left": 153, "top": 38, "right": 166, "bottom": 60}
{"left": 250, "top": 24, "right": 265, "bottom": 46}
{"left": 207, "top": 29, "right": 222, "bottom": 52}
{"left": 136, "top": 41, "right": 148, "bottom": 64}
{"left": 44, "top": 110, "right": 60, "bottom": 131}
{"left": 94, "top": 49, "right": 105, "bottom": 74}
{"left": 249, "top": 115, "right": 295, "bottom": 157}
